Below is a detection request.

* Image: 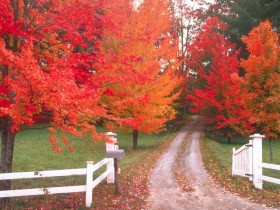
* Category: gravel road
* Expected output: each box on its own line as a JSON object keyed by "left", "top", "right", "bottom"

{"left": 147, "top": 116, "right": 276, "bottom": 210}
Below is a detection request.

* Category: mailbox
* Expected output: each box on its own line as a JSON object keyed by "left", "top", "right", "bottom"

{"left": 106, "top": 149, "right": 124, "bottom": 158}
{"left": 106, "top": 132, "right": 117, "bottom": 151}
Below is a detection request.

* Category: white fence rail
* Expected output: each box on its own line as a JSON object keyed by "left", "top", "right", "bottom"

{"left": 261, "top": 163, "right": 280, "bottom": 186}
{"left": 0, "top": 168, "right": 87, "bottom": 180}
{"left": 0, "top": 158, "right": 114, "bottom": 207}
{"left": 232, "top": 134, "right": 280, "bottom": 189}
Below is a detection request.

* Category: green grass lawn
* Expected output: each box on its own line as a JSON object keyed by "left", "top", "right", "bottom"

{"left": 13, "top": 126, "right": 175, "bottom": 171}
{"left": 201, "top": 130, "right": 280, "bottom": 208}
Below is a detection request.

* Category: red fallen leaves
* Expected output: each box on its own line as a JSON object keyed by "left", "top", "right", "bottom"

{"left": 173, "top": 127, "right": 194, "bottom": 193}
{"left": 14, "top": 166, "right": 150, "bottom": 209}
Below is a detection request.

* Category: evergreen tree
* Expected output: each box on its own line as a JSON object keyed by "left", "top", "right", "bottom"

{"left": 209, "top": 0, "right": 280, "bottom": 73}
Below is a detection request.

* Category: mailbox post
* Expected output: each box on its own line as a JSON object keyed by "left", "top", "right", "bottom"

{"left": 106, "top": 150, "right": 124, "bottom": 194}
{"left": 106, "top": 132, "right": 124, "bottom": 194}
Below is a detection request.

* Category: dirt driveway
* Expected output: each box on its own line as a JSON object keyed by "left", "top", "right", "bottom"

{"left": 146, "top": 116, "right": 276, "bottom": 210}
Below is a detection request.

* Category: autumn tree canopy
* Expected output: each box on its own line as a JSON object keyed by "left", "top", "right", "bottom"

{"left": 238, "top": 20, "right": 280, "bottom": 161}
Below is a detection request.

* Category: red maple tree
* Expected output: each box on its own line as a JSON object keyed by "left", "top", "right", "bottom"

{"left": 186, "top": 17, "right": 253, "bottom": 143}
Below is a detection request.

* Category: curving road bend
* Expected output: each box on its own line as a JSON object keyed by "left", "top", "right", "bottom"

{"left": 147, "top": 116, "right": 275, "bottom": 210}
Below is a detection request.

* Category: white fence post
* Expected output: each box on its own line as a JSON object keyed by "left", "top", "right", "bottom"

{"left": 251, "top": 133, "right": 265, "bottom": 189}
{"left": 232, "top": 148, "right": 235, "bottom": 176}
{"left": 248, "top": 140, "right": 253, "bottom": 181}
{"left": 86, "top": 161, "right": 94, "bottom": 208}
{"left": 106, "top": 132, "right": 117, "bottom": 184}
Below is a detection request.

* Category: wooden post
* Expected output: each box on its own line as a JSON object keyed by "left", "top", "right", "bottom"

{"left": 106, "top": 150, "right": 124, "bottom": 194}
{"left": 251, "top": 133, "right": 264, "bottom": 189}
{"left": 105, "top": 132, "right": 124, "bottom": 194}
{"left": 114, "top": 158, "right": 120, "bottom": 194}
{"left": 86, "top": 161, "right": 94, "bottom": 208}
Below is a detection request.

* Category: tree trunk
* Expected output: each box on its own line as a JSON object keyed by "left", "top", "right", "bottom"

{"left": 132, "top": 129, "right": 139, "bottom": 150}
{"left": 269, "top": 137, "right": 273, "bottom": 163}
{"left": 1, "top": 1, "right": 19, "bottom": 206}
{"left": 0, "top": 116, "right": 16, "bottom": 207}
{"left": 1, "top": 62, "right": 16, "bottom": 207}
{"left": 227, "top": 136, "right": 231, "bottom": 144}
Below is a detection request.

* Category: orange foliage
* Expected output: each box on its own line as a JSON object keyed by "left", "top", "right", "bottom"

{"left": 240, "top": 20, "right": 280, "bottom": 138}
{"left": 101, "top": 0, "right": 182, "bottom": 135}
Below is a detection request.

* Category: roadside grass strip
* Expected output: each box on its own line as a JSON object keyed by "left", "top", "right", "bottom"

{"left": 200, "top": 132, "right": 280, "bottom": 208}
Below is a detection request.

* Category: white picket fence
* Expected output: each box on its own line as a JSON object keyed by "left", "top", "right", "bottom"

{"left": 0, "top": 131, "right": 121, "bottom": 208}
{"left": 232, "top": 134, "right": 280, "bottom": 189}
{"left": 0, "top": 158, "right": 114, "bottom": 207}
{"left": 232, "top": 140, "right": 253, "bottom": 180}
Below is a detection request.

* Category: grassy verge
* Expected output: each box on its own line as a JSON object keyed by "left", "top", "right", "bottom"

{"left": 200, "top": 130, "right": 280, "bottom": 208}
{"left": 2, "top": 119, "right": 186, "bottom": 209}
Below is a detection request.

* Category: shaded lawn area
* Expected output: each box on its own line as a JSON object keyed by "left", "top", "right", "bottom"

{"left": 1, "top": 122, "right": 184, "bottom": 209}
{"left": 200, "top": 128, "right": 280, "bottom": 208}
